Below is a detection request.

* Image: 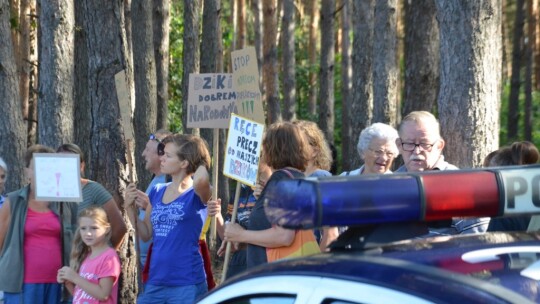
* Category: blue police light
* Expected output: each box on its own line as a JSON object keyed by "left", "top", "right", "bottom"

{"left": 264, "top": 165, "right": 540, "bottom": 229}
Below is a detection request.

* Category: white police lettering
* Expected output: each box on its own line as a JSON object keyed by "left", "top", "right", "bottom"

{"left": 462, "top": 246, "right": 540, "bottom": 280}
{"left": 152, "top": 201, "right": 186, "bottom": 237}
{"left": 500, "top": 168, "right": 540, "bottom": 214}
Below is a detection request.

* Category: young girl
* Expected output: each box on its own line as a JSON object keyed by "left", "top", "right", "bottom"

{"left": 124, "top": 133, "right": 213, "bottom": 303}
{"left": 57, "top": 207, "right": 121, "bottom": 304}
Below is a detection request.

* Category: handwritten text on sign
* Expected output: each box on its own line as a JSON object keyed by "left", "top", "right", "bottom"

{"left": 187, "top": 73, "right": 238, "bottom": 129}
{"left": 34, "top": 153, "right": 83, "bottom": 202}
{"left": 223, "top": 114, "right": 264, "bottom": 186}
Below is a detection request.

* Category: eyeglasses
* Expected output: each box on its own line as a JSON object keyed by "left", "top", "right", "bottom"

{"left": 368, "top": 148, "right": 396, "bottom": 158}
{"left": 150, "top": 134, "right": 165, "bottom": 156}
{"left": 399, "top": 140, "right": 437, "bottom": 152}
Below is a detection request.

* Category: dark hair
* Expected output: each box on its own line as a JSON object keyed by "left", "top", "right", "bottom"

{"left": 486, "top": 141, "right": 539, "bottom": 167}
{"left": 262, "top": 122, "right": 309, "bottom": 171}
{"left": 57, "top": 143, "right": 85, "bottom": 164}
{"left": 161, "top": 134, "right": 211, "bottom": 174}
{"left": 24, "top": 145, "right": 54, "bottom": 168}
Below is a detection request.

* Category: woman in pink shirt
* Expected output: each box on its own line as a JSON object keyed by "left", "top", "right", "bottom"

{"left": 0, "top": 145, "right": 79, "bottom": 304}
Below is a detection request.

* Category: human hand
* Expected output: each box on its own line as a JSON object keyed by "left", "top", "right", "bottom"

{"left": 224, "top": 222, "right": 245, "bottom": 243}
{"left": 207, "top": 198, "right": 221, "bottom": 217}
{"left": 253, "top": 180, "right": 266, "bottom": 199}
{"left": 57, "top": 266, "right": 77, "bottom": 283}
{"left": 124, "top": 183, "right": 138, "bottom": 209}
{"left": 217, "top": 240, "right": 239, "bottom": 257}
{"left": 135, "top": 190, "right": 150, "bottom": 210}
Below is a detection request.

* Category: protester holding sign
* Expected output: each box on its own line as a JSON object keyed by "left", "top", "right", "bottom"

{"left": 0, "top": 145, "right": 79, "bottom": 303}
{"left": 223, "top": 122, "right": 320, "bottom": 268}
{"left": 57, "top": 144, "right": 127, "bottom": 249}
{"left": 124, "top": 134, "right": 215, "bottom": 303}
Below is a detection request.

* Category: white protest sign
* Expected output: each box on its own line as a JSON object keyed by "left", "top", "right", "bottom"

{"left": 34, "top": 153, "right": 83, "bottom": 202}
{"left": 223, "top": 113, "right": 264, "bottom": 186}
{"left": 187, "top": 73, "right": 238, "bottom": 129}
{"left": 231, "top": 47, "right": 265, "bottom": 124}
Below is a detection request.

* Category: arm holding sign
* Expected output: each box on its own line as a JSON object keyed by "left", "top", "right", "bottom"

{"left": 124, "top": 183, "right": 153, "bottom": 242}
{"left": 194, "top": 165, "right": 212, "bottom": 204}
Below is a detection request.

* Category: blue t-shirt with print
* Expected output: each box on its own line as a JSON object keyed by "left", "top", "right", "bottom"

{"left": 147, "top": 183, "right": 207, "bottom": 286}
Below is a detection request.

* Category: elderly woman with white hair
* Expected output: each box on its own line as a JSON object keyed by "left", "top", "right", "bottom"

{"left": 341, "top": 122, "right": 399, "bottom": 176}
{"left": 0, "top": 157, "right": 6, "bottom": 208}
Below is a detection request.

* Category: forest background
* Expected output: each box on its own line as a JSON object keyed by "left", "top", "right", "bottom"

{"left": 1, "top": 0, "right": 540, "bottom": 300}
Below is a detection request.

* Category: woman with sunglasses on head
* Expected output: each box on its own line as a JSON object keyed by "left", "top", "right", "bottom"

{"left": 56, "top": 143, "right": 127, "bottom": 249}
{"left": 125, "top": 134, "right": 219, "bottom": 303}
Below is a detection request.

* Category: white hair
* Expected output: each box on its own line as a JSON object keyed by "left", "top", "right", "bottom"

{"left": 357, "top": 123, "right": 399, "bottom": 158}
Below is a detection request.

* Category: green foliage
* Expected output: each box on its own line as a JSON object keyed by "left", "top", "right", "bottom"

{"left": 167, "top": 2, "right": 184, "bottom": 133}
{"left": 499, "top": 82, "right": 540, "bottom": 147}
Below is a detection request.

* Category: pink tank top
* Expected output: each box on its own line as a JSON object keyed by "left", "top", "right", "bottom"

{"left": 24, "top": 208, "right": 63, "bottom": 283}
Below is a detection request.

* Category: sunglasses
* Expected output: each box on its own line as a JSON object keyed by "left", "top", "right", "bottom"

{"left": 150, "top": 134, "right": 165, "bottom": 156}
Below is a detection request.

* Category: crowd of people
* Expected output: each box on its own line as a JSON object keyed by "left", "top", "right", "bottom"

{"left": 0, "top": 110, "right": 538, "bottom": 303}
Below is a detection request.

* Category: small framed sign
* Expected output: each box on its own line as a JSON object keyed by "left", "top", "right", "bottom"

{"left": 33, "top": 153, "right": 83, "bottom": 202}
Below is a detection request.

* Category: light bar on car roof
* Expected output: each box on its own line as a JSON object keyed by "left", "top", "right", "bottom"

{"left": 263, "top": 165, "right": 540, "bottom": 229}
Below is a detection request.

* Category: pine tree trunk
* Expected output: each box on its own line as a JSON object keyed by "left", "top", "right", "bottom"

{"left": 0, "top": 0, "right": 27, "bottom": 191}
{"left": 38, "top": 0, "right": 75, "bottom": 147}
{"left": 78, "top": 0, "right": 137, "bottom": 302}
{"left": 507, "top": 0, "right": 525, "bottom": 141}
{"left": 237, "top": 0, "right": 246, "bottom": 49}
{"left": 182, "top": 0, "right": 201, "bottom": 133}
{"left": 436, "top": 0, "right": 502, "bottom": 168}
{"left": 318, "top": 0, "right": 335, "bottom": 143}
{"left": 372, "top": 0, "right": 398, "bottom": 126}
{"left": 524, "top": 0, "right": 535, "bottom": 140}
{"left": 349, "top": 0, "right": 374, "bottom": 171}
{"left": 153, "top": 0, "right": 170, "bottom": 129}
{"left": 307, "top": 0, "right": 319, "bottom": 116}
{"left": 251, "top": 0, "right": 263, "bottom": 89}
{"left": 282, "top": 0, "right": 296, "bottom": 121}
{"left": 133, "top": 0, "right": 158, "bottom": 188}
{"left": 341, "top": 0, "right": 352, "bottom": 172}
{"left": 263, "top": 0, "right": 280, "bottom": 123}
{"left": 403, "top": 0, "right": 439, "bottom": 115}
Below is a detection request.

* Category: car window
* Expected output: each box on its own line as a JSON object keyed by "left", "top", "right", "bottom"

{"left": 220, "top": 294, "right": 296, "bottom": 304}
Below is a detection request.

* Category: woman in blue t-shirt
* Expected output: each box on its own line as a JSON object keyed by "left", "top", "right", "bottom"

{"left": 125, "top": 134, "right": 214, "bottom": 304}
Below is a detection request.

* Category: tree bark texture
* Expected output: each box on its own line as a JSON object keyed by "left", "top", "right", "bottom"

{"left": 182, "top": 0, "right": 200, "bottom": 133}
{"left": 200, "top": 0, "right": 221, "bottom": 159}
{"left": 525, "top": 0, "right": 535, "bottom": 140}
{"left": 79, "top": 1, "right": 138, "bottom": 302}
{"left": 507, "top": 0, "right": 525, "bottom": 141}
{"left": 403, "top": 0, "right": 439, "bottom": 116}
{"left": 153, "top": 0, "right": 170, "bottom": 129}
{"left": 307, "top": 0, "right": 319, "bottom": 116}
{"left": 0, "top": 0, "right": 27, "bottom": 191}
{"left": 341, "top": 0, "right": 353, "bottom": 172}
{"left": 263, "top": 0, "right": 280, "bottom": 123}
{"left": 38, "top": 0, "right": 75, "bottom": 147}
{"left": 133, "top": 0, "right": 157, "bottom": 189}
{"left": 349, "top": 0, "right": 374, "bottom": 171}
{"left": 237, "top": 0, "right": 246, "bottom": 49}
{"left": 318, "top": 0, "right": 335, "bottom": 143}
{"left": 251, "top": 0, "right": 263, "bottom": 89}
{"left": 282, "top": 0, "right": 296, "bottom": 121}
{"left": 372, "top": 0, "right": 398, "bottom": 126}
{"left": 436, "top": 0, "right": 502, "bottom": 168}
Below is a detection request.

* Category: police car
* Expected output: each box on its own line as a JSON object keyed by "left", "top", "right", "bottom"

{"left": 198, "top": 165, "right": 540, "bottom": 304}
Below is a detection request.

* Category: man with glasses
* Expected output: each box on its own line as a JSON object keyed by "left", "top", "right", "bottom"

{"left": 395, "top": 111, "right": 457, "bottom": 173}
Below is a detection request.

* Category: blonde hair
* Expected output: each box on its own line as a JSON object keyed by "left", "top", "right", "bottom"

{"left": 70, "top": 207, "right": 111, "bottom": 272}
{"left": 293, "top": 120, "right": 332, "bottom": 171}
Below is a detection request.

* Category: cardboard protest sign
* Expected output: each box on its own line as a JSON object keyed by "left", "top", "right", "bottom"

{"left": 114, "top": 70, "right": 134, "bottom": 141}
{"left": 231, "top": 47, "right": 265, "bottom": 124}
{"left": 34, "top": 153, "right": 83, "bottom": 202}
{"left": 223, "top": 113, "right": 264, "bottom": 187}
{"left": 187, "top": 73, "right": 238, "bottom": 129}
